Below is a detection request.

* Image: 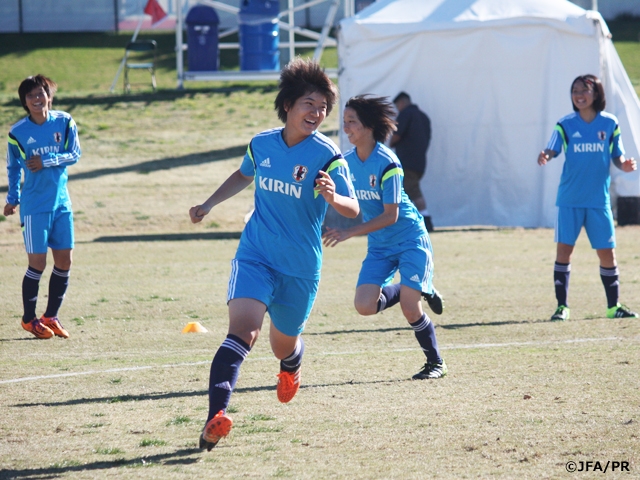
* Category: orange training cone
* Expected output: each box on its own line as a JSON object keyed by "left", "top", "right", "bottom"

{"left": 181, "top": 322, "right": 208, "bottom": 333}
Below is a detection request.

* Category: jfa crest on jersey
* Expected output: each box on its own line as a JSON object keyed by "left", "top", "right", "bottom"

{"left": 369, "top": 174, "right": 376, "bottom": 188}
{"left": 293, "top": 165, "right": 308, "bottom": 182}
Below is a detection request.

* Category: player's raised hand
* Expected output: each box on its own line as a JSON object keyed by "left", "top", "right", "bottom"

{"left": 621, "top": 157, "right": 637, "bottom": 172}
{"left": 314, "top": 170, "right": 336, "bottom": 203}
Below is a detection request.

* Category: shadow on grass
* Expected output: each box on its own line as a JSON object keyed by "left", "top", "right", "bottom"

{"left": 0, "top": 144, "right": 246, "bottom": 194}
{"left": 307, "top": 318, "right": 548, "bottom": 336}
{"left": 439, "top": 318, "right": 550, "bottom": 329}
{"left": 0, "top": 447, "right": 202, "bottom": 479}
{"left": 12, "top": 390, "right": 207, "bottom": 408}
{"left": 12, "top": 377, "right": 407, "bottom": 408}
{"left": 89, "top": 232, "right": 242, "bottom": 243}
{"left": 306, "top": 326, "right": 408, "bottom": 336}
{"left": 430, "top": 226, "right": 510, "bottom": 233}
{"left": 72, "top": 144, "right": 247, "bottom": 180}
{"left": 0, "top": 337, "right": 47, "bottom": 342}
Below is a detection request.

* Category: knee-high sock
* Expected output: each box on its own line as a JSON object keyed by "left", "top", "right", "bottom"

{"left": 280, "top": 337, "right": 304, "bottom": 372}
{"left": 409, "top": 313, "right": 442, "bottom": 364}
{"left": 377, "top": 283, "right": 402, "bottom": 312}
{"left": 554, "top": 262, "right": 571, "bottom": 307}
{"left": 600, "top": 265, "right": 620, "bottom": 309}
{"left": 44, "top": 267, "right": 70, "bottom": 318}
{"left": 207, "top": 334, "right": 250, "bottom": 422}
{"left": 22, "top": 266, "right": 43, "bottom": 322}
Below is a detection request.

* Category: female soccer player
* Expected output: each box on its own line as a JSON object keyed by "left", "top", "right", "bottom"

{"left": 537, "top": 74, "right": 638, "bottom": 321}
{"left": 322, "top": 95, "right": 447, "bottom": 381}
{"left": 189, "top": 58, "right": 359, "bottom": 450}
{"left": 5, "top": 74, "right": 81, "bottom": 339}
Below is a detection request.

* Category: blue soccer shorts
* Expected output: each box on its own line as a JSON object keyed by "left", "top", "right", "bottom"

{"left": 21, "top": 205, "right": 74, "bottom": 254}
{"left": 357, "top": 237, "right": 433, "bottom": 294}
{"left": 227, "top": 259, "right": 319, "bottom": 336}
{"left": 555, "top": 206, "right": 615, "bottom": 249}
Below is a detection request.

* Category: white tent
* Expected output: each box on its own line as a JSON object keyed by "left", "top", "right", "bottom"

{"left": 338, "top": 0, "right": 640, "bottom": 227}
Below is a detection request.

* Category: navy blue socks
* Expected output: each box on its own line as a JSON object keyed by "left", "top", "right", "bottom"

{"left": 409, "top": 313, "right": 442, "bottom": 364}
{"left": 22, "top": 266, "right": 42, "bottom": 322}
{"left": 207, "top": 334, "right": 250, "bottom": 422}
{"left": 554, "top": 262, "right": 571, "bottom": 307}
{"left": 280, "top": 337, "right": 304, "bottom": 373}
{"left": 600, "top": 265, "right": 620, "bottom": 309}
{"left": 377, "top": 283, "right": 402, "bottom": 312}
{"left": 44, "top": 267, "right": 70, "bottom": 318}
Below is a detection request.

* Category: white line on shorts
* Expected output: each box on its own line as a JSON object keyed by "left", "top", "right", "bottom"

{"left": 0, "top": 336, "right": 630, "bottom": 385}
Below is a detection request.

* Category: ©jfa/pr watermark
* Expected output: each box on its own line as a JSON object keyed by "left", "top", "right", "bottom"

{"left": 565, "top": 461, "right": 630, "bottom": 473}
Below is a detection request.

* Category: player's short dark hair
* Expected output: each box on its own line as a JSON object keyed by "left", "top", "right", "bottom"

{"left": 571, "top": 74, "right": 605, "bottom": 112}
{"left": 345, "top": 94, "right": 397, "bottom": 144}
{"left": 274, "top": 57, "right": 337, "bottom": 123}
{"left": 18, "top": 74, "right": 57, "bottom": 113}
{"left": 392, "top": 91, "right": 411, "bottom": 104}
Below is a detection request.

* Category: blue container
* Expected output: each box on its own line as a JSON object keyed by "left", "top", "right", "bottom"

{"left": 186, "top": 5, "right": 220, "bottom": 71}
{"left": 238, "top": 0, "right": 280, "bottom": 71}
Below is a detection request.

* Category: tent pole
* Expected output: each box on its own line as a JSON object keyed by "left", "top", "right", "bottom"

{"left": 313, "top": 0, "right": 340, "bottom": 61}
{"left": 288, "top": 0, "right": 295, "bottom": 63}
{"left": 176, "top": 0, "right": 185, "bottom": 89}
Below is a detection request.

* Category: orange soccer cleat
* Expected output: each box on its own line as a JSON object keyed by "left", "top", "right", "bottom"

{"left": 40, "top": 316, "right": 70, "bottom": 338}
{"left": 276, "top": 368, "right": 301, "bottom": 403}
{"left": 22, "top": 318, "right": 54, "bottom": 339}
{"left": 200, "top": 410, "right": 233, "bottom": 451}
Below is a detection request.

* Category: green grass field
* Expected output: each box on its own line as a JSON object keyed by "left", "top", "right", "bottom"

{"left": 1, "top": 22, "right": 640, "bottom": 479}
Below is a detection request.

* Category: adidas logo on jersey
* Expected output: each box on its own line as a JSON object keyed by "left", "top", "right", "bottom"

{"left": 410, "top": 274, "right": 420, "bottom": 282}
{"left": 572, "top": 131, "right": 582, "bottom": 138}
{"left": 260, "top": 158, "right": 271, "bottom": 168}
{"left": 27, "top": 137, "right": 37, "bottom": 144}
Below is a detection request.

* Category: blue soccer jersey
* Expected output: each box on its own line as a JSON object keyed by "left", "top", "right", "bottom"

{"left": 237, "top": 128, "right": 355, "bottom": 280}
{"left": 546, "top": 111, "right": 624, "bottom": 208}
{"left": 6, "top": 110, "right": 81, "bottom": 215}
{"left": 345, "top": 142, "right": 426, "bottom": 247}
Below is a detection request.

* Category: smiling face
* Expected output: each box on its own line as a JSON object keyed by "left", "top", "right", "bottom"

{"left": 343, "top": 106, "right": 373, "bottom": 149}
{"left": 571, "top": 80, "right": 595, "bottom": 113}
{"left": 25, "top": 85, "right": 50, "bottom": 118}
{"left": 282, "top": 91, "right": 328, "bottom": 147}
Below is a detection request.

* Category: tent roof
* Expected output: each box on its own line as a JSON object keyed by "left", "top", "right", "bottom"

{"left": 342, "top": 0, "right": 608, "bottom": 40}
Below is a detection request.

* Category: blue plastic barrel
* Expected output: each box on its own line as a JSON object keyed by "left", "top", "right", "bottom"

{"left": 186, "top": 5, "right": 220, "bottom": 71}
{"left": 238, "top": 0, "right": 280, "bottom": 71}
